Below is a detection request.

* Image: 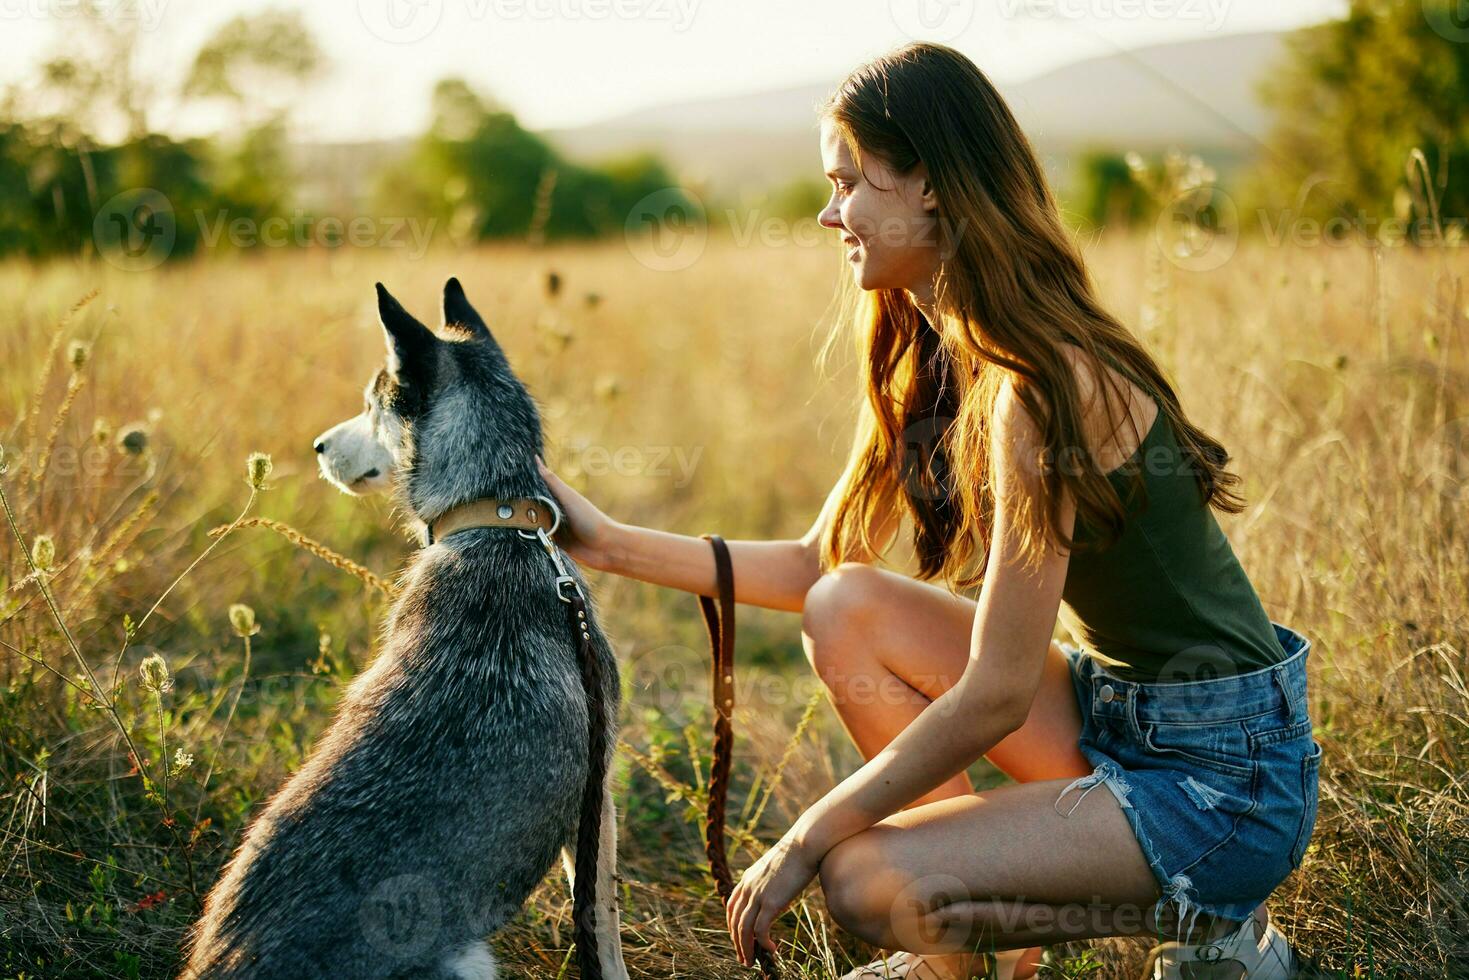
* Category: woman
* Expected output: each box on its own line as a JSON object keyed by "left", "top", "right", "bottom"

{"left": 537, "top": 42, "right": 1318, "bottom": 980}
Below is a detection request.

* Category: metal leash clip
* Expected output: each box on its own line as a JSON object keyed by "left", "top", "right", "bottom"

{"left": 520, "top": 493, "right": 583, "bottom": 603}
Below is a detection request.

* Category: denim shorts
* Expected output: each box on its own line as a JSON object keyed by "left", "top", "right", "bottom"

{"left": 1054, "top": 622, "right": 1322, "bottom": 941}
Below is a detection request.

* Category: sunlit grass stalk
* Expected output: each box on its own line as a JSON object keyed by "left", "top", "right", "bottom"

{"left": 0, "top": 473, "right": 200, "bottom": 905}
{"left": 107, "top": 487, "right": 259, "bottom": 695}
{"left": 18, "top": 289, "right": 97, "bottom": 480}
{"left": 0, "top": 637, "right": 91, "bottom": 696}
{"left": 155, "top": 689, "right": 170, "bottom": 814}
{"left": 206, "top": 516, "right": 397, "bottom": 598}
{"left": 737, "top": 688, "right": 824, "bottom": 848}
{"left": 84, "top": 488, "right": 161, "bottom": 579}
{"left": 32, "top": 374, "right": 86, "bottom": 490}
{"left": 618, "top": 739, "right": 762, "bottom": 856}
{"left": 193, "top": 624, "right": 253, "bottom": 825}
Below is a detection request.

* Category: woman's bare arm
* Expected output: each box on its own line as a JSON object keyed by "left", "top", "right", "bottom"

{"left": 538, "top": 455, "right": 898, "bottom": 614}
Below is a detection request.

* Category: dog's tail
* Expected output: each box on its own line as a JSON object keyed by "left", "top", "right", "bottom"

{"left": 570, "top": 590, "right": 609, "bottom": 980}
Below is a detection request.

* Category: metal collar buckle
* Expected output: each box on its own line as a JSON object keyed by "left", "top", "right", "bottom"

{"left": 520, "top": 496, "right": 584, "bottom": 604}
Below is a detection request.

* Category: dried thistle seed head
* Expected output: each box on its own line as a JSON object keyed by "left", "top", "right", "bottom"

{"left": 139, "top": 653, "right": 172, "bottom": 694}
{"left": 68, "top": 340, "right": 91, "bottom": 372}
{"left": 534, "top": 312, "right": 573, "bottom": 352}
{"left": 229, "top": 603, "right": 259, "bottom": 637}
{"left": 246, "top": 452, "right": 273, "bottom": 490}
{"left": 117, "top": 424, "right": 149, "bottom": 455}
{"left": 31, "top": 534, "right": 56, "bottom": 571}
{"left": 593, "top": 375, "right": 622, "bottom": 401}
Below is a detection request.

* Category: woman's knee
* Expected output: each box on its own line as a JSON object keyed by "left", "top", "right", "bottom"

{"left": 819, "top": 834, "right": 906, "bottom": 946}
{"left": 801, "top": 563, "right": 886, "bottom": 675}
{"left": 824, "top": 837, "right": 1004, "bottom": 952}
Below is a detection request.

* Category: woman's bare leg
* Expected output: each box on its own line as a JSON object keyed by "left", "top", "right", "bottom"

{"left": 802, "top": 563, "right": 1093, "bottom": 796}
{"left": 800, "top": 563, "right": 1264, "bottom": 977}
{"left": 802, "top": 563, "right": 1091, "bottom": 976}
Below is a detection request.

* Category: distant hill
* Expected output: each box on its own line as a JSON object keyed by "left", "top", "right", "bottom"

{"left": 291, "top": 29, "right": 1296, "bottom": 208}
{"left": 542, "top": 30, "right": 1290, "bottom": 198}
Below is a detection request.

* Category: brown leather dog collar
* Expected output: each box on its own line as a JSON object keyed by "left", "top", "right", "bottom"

{"left": 428, "top": 496, "right": 557, "bottom": 545}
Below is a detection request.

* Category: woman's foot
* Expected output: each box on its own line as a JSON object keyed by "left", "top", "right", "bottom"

{"left": 839, "top": 946, "right": 1043, "bottom": 980}
{"left": 1142, "top": 904, "right": 1303, "bottom": 979}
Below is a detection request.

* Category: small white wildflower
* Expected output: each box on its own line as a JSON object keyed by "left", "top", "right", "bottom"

{"left": 170, "top": 749, "right": 194, "bottom": 777}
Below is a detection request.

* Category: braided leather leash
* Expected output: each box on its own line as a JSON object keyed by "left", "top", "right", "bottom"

{"left": 698, "top": 534, "right": 782, "bottom": 980}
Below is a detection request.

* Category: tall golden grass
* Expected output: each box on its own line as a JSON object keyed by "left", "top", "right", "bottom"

{"left": 0, "top": 229, "right": 1464, "bottom": 978}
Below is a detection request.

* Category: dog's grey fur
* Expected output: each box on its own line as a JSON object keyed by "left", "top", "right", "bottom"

{"left": 180, "top": 279, "right": 626, "bottom": 980}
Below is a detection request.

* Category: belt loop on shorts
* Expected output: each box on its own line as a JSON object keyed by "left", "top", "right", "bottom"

{"left": 1271, "top": 663, "right": 1296, "bottom": 717}
{"left": 1126, "top": 683, "right": 1144, "bottom": 742}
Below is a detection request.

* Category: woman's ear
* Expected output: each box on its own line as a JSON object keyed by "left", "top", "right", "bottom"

{"left": 919, "top": 175, "right": 939, "bottom": 215}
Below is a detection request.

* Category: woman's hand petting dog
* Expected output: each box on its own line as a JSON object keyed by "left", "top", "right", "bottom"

{"left": 536, "top": 454, "right": 620, "bottom": 571}
{"left": 727, "top": 833, "right": 820, "bottom": 967}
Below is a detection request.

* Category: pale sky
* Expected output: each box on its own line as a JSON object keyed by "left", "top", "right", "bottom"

{"left": 0, "top": 0, "right": 1345, "bottom": 141}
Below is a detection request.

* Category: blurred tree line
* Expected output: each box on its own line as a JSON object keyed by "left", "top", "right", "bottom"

{"left": 2, "top": 0, "right": 1464, "bottom": 258}
{"left": 1249, "top": 0, "right": 1469, "bottom": 240}
{"left": 1074, "top": 0, "right": 1468, "bottom": 242}
{"left": 0, "top": 8, "right": 685, "bottom": 261}
{"left": 0, "top": 9, "right": 317, "bottom": 259}
{"left": 372, "top": 78, "right": 683, "bottom": 243}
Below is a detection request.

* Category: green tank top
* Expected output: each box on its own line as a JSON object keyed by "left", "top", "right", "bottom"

{"left": 1059, "top": 404, "right": 1285, "bottom": 684}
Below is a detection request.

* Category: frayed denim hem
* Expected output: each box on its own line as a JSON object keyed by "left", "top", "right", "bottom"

{"left": 1053, "top": 760, "right": 1255, "bottom": 945}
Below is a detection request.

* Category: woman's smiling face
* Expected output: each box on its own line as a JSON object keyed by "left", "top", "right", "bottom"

{"left": 817, "top": 116, "right": 942, "bottom": 295}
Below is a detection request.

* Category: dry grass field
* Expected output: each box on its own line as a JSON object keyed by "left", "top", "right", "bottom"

{"left": 0, "top": 229, "right": 1465, "bottom": 978}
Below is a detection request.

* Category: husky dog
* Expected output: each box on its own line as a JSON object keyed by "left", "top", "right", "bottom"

{"left": 180, "top": 280, "right": 627, "bottom": 980}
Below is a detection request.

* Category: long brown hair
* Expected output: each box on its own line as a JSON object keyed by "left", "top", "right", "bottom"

{"left": 817, "top": 42, "right": 1247, "bottom": 591}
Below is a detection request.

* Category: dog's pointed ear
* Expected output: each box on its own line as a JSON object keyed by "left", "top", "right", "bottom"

{"left": 377, "top": 283, "right": 436, "bottom": 379}
{"left": 441, "top": 277, "right": 492, "bottom": 341}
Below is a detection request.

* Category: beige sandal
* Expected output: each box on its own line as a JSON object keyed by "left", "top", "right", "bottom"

{"left": 839, "top": 947, "right": 1038, "bottom": 980}
{"left": 1140, "top": 909, "right": 1305, "bottom": 979}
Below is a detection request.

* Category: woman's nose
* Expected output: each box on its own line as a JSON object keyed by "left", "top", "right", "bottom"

{"left": 817, "top": 196, "right": 843, "bottom": 230}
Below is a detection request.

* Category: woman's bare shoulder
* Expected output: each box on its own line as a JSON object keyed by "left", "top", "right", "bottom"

{"left": 1053, "top": 343, "right": 1158, "bottom": 473}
